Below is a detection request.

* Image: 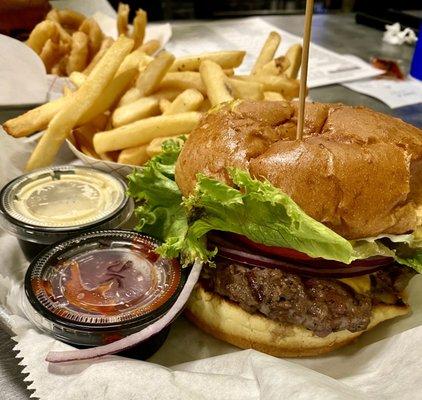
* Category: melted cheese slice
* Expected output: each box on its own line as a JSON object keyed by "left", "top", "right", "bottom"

{"left": 338, "top": 275, "right": 371, "bottom": 294}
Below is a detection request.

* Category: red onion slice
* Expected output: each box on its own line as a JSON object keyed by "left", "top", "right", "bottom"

{"left": 45, "top": 260, "right": 203, "bottom": 363}
{"left": 214, "top": 242, "right": 392, "bottom": 278}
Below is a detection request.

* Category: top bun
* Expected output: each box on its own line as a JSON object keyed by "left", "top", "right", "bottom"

{"left": 175, "top": 100, "right": 422, "bottom": 239}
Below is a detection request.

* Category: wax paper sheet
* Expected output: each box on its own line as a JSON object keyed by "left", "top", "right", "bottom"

{"left": 1, "top": 128, "right": 422, "bottom": 400}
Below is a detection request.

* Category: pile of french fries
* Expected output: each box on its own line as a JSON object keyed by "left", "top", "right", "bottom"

{"left": 26, "top": 4, "right": 158, "bottom": 76}
{"left": 3, "top": 4, "right": 303, "bottom": 170}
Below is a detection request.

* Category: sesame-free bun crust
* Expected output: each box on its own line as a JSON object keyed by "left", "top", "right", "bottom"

{"left": 185, "top": 283, "right": 410, "bottom": 357}
{"left": 175, "top": 100, "right": 422, "bottom": 239}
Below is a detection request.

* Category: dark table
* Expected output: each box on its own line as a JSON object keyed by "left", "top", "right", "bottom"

{"left": 1, "top": 13, "right": 420, "bottom": 400}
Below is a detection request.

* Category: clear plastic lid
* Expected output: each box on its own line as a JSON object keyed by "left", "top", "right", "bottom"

{"left": 23, "top": 230, "right": 182, "bottom": 346}
{"left": 0, "top": 166, "right": 134, "bottom": 244}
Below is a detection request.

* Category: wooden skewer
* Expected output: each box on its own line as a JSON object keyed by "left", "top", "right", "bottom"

{"left": 296, "top": 0, "right": 314, "bottom": 140}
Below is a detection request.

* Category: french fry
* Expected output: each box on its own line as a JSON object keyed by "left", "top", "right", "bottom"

{"left": 118, "top": 145, "right": 149, "bottom": 165}
{"left": 83, "top": 37, "right": 114, "bottom": 75}
{"left": 170, "top": 51, "right": 246, "bottom": 72}
{"left": 73, "top": 123, "right": 97, "bottom": 150}
{"left": 136, "top": 50, "right": 175, "bottom": 97}
{"left": 25, "top": 36, "right": 134, "bottom": 171}
{"left": 150, "top": 89, "right": 182, "bottom": 102}
{"left": 27, "top": 20, "right": 60, "bottom": 54}
{"left": 73, "top": 46, "right": 152, "bottom": 88}
{"left": 159, "top": 99, "right": 171, "bottom": 113}
{"left": 139, "top": 39, "right": 160, "bottom": 55}
{"left": 234, "top": 75, "right": 300, "bottom": 99}
{"left": 264, "top": 91, "right": 285, "bottom": 101}
{"left": 132, "top": 9, "right": 147, "bottom": 48}
{"left": 284, "top": 44, "right": 302, "bottom": 79}
{"left": 200, "top": 60, "right": 233, "bottom": 106}
{"left": 69, "top": 71, "right": 86, "bottom": 87}
{"left": 66, "top": 31, "right": 89, "bottom": 75}
{"left": 146, "top": 135, "right": 186, "bottom": 157}
{"left": 158, "top": 71, "right": 206, "bottom": 94}
{"left": 163, "top": 89, "right": 204, "bottom": 115}
{"left": 93, "top": 112, "right": 201, "bottom": 153}
{"left": 78, "top": 18, "right": 103, "bottom": 57}
{"left": 227, "top": 78, "right": 264, "bottom": 100}
{"left": 251, "top": 32, "right": 281, "bottom": 74}
{"left": 2, "top": 96, "right": 67, "bottom": 138}
{"left": 99, "top": 151, "right": 118, "bottom": 162}
{"left": 117, "top": 3, "right": 130, "bottom": 36}
{"left": 112, "top": 97, "right": 160, "bottom": 127}
{"left": 118, "top": 87, "right": 141, "bottom": 106}
{"left": 260, "top": 56, "right": 290, "bottom": 76}
{"left": 223, "top": 69, "right": 235, "bottom": 76}
{"left": 3, "top": 43, "right": 145, "bottom": 137}
{"left": 117, "top": 48, "right": 153, "bottom": 74}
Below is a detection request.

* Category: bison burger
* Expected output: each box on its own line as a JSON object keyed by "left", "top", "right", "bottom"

{"left": 128, "top": 100, "right": 422, "bottom": 357}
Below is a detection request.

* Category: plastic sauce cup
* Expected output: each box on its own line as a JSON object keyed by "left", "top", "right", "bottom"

{"left": 22, "top": 230, "right": 184, "bottom": 359}
{"left": 0, "top": 166, "right": 134, "bottom": 261}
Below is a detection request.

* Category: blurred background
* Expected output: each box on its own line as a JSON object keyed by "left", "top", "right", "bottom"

{"left": 108, "top": 0, "right": 421, "bottom": 33}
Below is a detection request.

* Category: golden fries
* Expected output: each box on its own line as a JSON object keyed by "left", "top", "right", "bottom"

{"left": 260, "top": 56, "right": 290, "bottom": 76}
{"left": 139, "top": 40, "right": 160, "bottom": 55}
{"left": 284, "top": 44, "right": 302, "bottom": 79}
{"left": 200, "top": 60, "right": 233, "bottom": 106}
{"left": 158, "top": 71, "right": 206, "bottom": 94}
{"left": 159, "top": 99, "right": 171, "bottom": 113}
{"left": 93, "top": 112, "right": 201, "bottom": 153}
{"left": 26, "top": 36, "right": 134, "bottom": 171}
{"left": 132, "top": 9, "right": 147, "bottom": 48}
{"left": 163, "top": 89, "right": 204, "bottom": 115}
{"left": 264, "top": 91, "right": 285, "bottom": 101}
{"left": 83, "top": 37, "right": 114, "bottom": 75}
{"left": 150, "top": 89, "right": 182, "bottom": 102}
{"left": 112, "top": 97, "right": 160, "bottom": 127}
{"left": 234, "top": 75, "right": 300, "bottom": 99}
{"left": 117, "top": 3, "right": 130, "bottom": 36}
{"left": 3, "top": 97, "right": 67, "bottom": 138}
{"left": 171, "top": 51, "right": 246, "bottom": 72}
{"left": 7, "top": 6, "right": 305, "bottom": 169}
{"left": 136, "top": 50, "right": 175, "bottom": 97}
{"left": 252, "top": 31, "right": 281, "bottom": 74}
{"left": 66, "top": 31, "right": 89, "bottom": 74}
{"left": 118, "top": 145, "right": 149, "bottom": 165}
{"left": 227, "top": 79, "right": 264, "bottom": 100}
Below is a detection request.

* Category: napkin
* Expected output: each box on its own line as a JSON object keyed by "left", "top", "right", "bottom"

{"left": 0, "top": 35, "right": 47, "bottom": 107}
{"left": 1, "top": 128, "right": 422, "bottom": 399}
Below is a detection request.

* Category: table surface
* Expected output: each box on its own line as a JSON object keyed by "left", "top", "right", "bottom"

{"left": 1, "top": 11, "right": 421, "bottom": 400}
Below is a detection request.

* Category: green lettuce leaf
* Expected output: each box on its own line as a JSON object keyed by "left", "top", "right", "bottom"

{"left": 127, "top": 140, "right": 422, "bottom": 272}
{"left": 127, "top": 138, "right": 188, "bottom": 259}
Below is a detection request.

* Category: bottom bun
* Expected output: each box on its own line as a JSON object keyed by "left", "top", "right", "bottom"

{"left": 185, "top": 283, "right": 410, "bottom": 357}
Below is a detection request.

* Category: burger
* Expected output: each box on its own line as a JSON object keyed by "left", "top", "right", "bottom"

{"left": 128, "top": 100, "right": 422, "bottom": 357}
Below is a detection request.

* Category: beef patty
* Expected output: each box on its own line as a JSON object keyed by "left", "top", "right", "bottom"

{"left": 201, "top": 262, "right": 413, "bottom": 337}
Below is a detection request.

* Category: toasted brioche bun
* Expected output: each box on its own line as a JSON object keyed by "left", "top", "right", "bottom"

{"left": 185, "top": 283, "right": 410, "bottom": 357}
{"left": 175, "top": 100, "right": 422, "bottom": 239}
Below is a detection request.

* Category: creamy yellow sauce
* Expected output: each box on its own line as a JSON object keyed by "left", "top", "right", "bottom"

{"left": 12, "top": 170, "right": 124, "bottom": 227}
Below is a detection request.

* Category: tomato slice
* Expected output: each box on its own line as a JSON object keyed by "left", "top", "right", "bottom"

{"left": 230, "top": 234, "right": 314, "bottom": 261}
